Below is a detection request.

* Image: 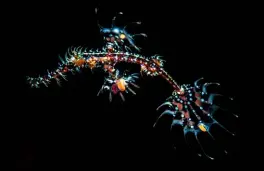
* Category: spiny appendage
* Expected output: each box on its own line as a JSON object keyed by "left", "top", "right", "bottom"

{"left": 139, "top": 55, "right": 165, "bottom": 76}
{"left": 26, "top": 46, "right": 108, "bottom": 88}
{"left": 97, "top": 69, "right": 140, "bottom": 102}
{"left": 26, "top": 47, "right": 84, "bottom": 88}
{"left": 150, "top": 55, "right": 165, "bottom": 67}
{"left": 26, "top": 65, "right": 72, "bottom": 88}
{"left": 26, "top": 44, "right": 166, "bottom": 88}
{"left": 71, "top": 47, "right": 166, "bottom": 77}
{"left": 154, "top": 77, "right": 238, "bottom": 160}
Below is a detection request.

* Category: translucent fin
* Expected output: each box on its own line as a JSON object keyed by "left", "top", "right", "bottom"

{"left": 202, "top": 82, "right": 220, "bottom": 94}
{"left": 109, "top": 91, "right": 112, "bottom": 102}
{"left": 129, "top": 82, "right": 140, "bottom": 88}
{"left": 153, "top": 110, "right": 175, "bottom": 128}
{"left": 194, "top": 77, "right": 204, "bottom": 89}
{"left": 156, "top": 102, "right": 173, "bottom": 111}
{"left": 127, "top": 86, "right": 136, "bottom": 95}
{"left": 55, "top": 78, "right": 61, "bottom": 86}
{"left": 212, "top": 119, "right": 236, "bottom": 136}
{"left": 194, "top": 132, "right": 214, "bottom": 160}
{"left": 119, "top": 92, "right": 125, "bottom": 101}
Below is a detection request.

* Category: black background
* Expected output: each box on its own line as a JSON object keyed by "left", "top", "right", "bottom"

{"left": 16, "top": 1, "right": 242, "bottom": 169}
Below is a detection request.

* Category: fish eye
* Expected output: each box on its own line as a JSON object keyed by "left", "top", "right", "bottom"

{"left": 119, "top": 34, "right": 126, "bottom": 39}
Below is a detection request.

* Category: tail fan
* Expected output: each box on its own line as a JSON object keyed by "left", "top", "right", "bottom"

{"left": 155, "top": 77, "right": 238, "bottom": 159}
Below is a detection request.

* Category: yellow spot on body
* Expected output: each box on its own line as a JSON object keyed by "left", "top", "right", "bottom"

{"left": 102, "top": 57, "right": 108, "bottom": 61}
{"left": 87, "top": 59, "right": 97, "bottom": 69}
{"left": 153, "top": 59, "right": 162, "bottom": 66}
{"left": 198, "top": 123, "right": 207, "bottom": 132}
{"left": 74, "top": 58, "right": 85, "bottom": 66}
{"left": 120, "top": 34, "right": 126, "bottom": 39}
{"left": 141, "top": 65, "right": 146, "bottom": 71}
{"left": 116, "top": 78, "right": 126, "bottom": 91}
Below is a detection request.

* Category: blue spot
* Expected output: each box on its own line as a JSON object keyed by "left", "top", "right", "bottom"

{"left": 102, "top": 28, "right": 110, "bottom": 33}
{"left": 112, "top": 28, "right": 120, "bottom": 33}
{"left": 201, "top": 99, "right": 204, "bottom": 102}
{"left": 200, "top": 106, "right": 203, "bottom": 110}
{"left": 192, "top": 110, "right": 195, "bottom": 113}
